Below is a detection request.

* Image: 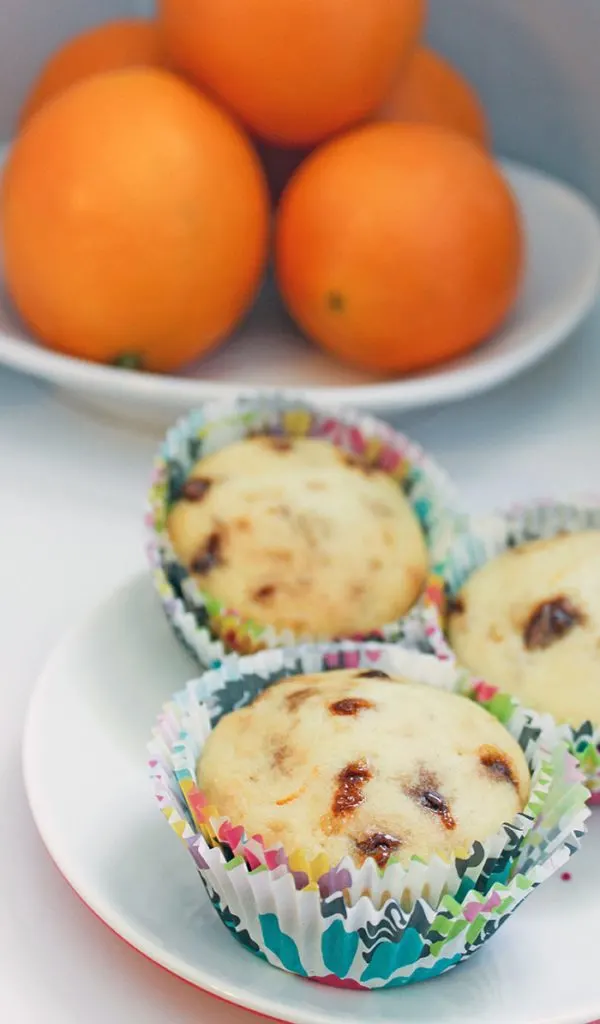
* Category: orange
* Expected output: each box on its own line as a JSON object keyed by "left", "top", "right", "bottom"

{"left": 2, "top": 69, "right": 270, "bottom": 372}
{"left": 159, "top": 0, "right": 425, "bottom": 146}
{"left": 377, "top": 46, "right": 490, "bottom": 148}
{"left": 275, "top": 123, "right": 523, "bottom": 375}
{"left": 19, "top": 18, "right": 166, "bottom": 127}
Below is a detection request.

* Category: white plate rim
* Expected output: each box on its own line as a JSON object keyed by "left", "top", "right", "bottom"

{"left": 2, "top": 156, "right": 600, "bottom": 413}
{"left": 22, "top": 574, "right": 309, "bottom": 1024}
{"left": 21, "top": 572, "right": 600, "bottom": 1024}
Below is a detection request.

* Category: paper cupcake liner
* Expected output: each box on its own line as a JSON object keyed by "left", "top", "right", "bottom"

{"left": 145, "top": 396, "right": 460, "bottom": 667}
{"left": 148, "top": 642, "right": 589, "bottom": 989}
{"left": 424, "top": 499, "right": 600, "bottom": 792}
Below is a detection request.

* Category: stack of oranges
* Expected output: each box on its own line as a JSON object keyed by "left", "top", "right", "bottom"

{"left": 1, "top": 3, "right": 523, "bottom": 376}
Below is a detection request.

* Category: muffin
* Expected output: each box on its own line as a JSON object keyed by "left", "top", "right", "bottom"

{"left": 444, "top": 528, "right": 597, "bottom": 729}
{"left": 423, "top": 501, "right": 600, "bottom": 790}
{"left": 147, "top": 397, "right": 458, "bottom": 665}
{"left": 168, "top": 436, "right": 428, "bottom": 639}
{"left": 150, "top": 642, "right": 589, "bottom": 989}
{"left": 448, "top": 530, "right": 600, "bottom": 727}
{"left": 198, "top": 668, "right": 530, "bottom": 867}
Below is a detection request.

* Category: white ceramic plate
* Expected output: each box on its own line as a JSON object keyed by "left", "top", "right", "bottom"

{"left": 2, "top": 151, "right": 600, "bottom": 428}
{"left": 23, "top": 573, "right": 600, "bottom": 1024}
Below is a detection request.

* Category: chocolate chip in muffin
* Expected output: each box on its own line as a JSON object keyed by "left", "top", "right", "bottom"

{"left": 355, "top": 830, "right": 403, "bottom": 868}
{"left": 253, "top": 583, "right": 277, "bottom": 603}
{"left": 181, "top": 477, "right": 212, "bottom": 502}
{"left": 523, "top": 596, "right": 585, "bottom": 651}
{"left": 406, "top": 768, "right": 456, "bottom": 831}
{"left": 191, "top": 531, "right": 223, "bottom": 575}
{"left": 357, "top": 669, "right": 390, "bottom": 680}
{"left": 479, "top": 745, "right": 520, "bottom": 789}
{"left": 447, "top": 594, "right": 466, "bottom": 616}
{"left": 329, "top": 697, "right": 375, "bottom": 716}
{"left": 332, "top": 760, "right": 372, "bottom": 818}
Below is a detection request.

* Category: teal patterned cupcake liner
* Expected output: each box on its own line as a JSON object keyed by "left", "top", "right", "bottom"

{"left": 148, "top": 642, "right": 589, "bottom": 990}
{"left": 424, "top": 500, "right": 600, "bottom": 793}
{"left": 145, "top": 395, "right": 460, "bottom": 668}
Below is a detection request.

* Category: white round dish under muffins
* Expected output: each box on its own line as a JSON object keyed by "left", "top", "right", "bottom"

{"left": 1, "top": 147, "right": 599, "bottom": 429}
{"left": 23, "top": 573, "right": 600, "bottom": 1024}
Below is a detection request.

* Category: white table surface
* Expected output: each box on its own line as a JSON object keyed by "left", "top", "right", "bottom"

{"left": 1, "top": 308, "right": 599, "bottom": 1024}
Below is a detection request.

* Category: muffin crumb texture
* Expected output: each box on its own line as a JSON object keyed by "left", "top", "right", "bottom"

{"left": 168, "top": 436, "right": 428, "bottom": 639}
{"left": 197, "top": 669, "right": 530, "bottom": 867}
{"left": 448, "top": 530, "right": 600, "bottom": 726}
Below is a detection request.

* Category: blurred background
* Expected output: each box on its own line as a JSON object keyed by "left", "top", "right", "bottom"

{"left": 1, "top": 0, "right": 599, "bottom": 204}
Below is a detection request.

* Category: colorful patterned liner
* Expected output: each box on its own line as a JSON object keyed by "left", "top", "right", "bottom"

{"left": 145, "top": 396, "right": 460, "bottom": 668}
{"left": 148, "top": 642, "right": 589, "bottom": 989}
{"left": 424, "top": 500, "right": 600, "bottom": 793}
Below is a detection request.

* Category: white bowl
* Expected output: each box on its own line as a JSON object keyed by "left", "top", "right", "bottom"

{"left": 1, "top": 152, "right": 599, "bottom": 430}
